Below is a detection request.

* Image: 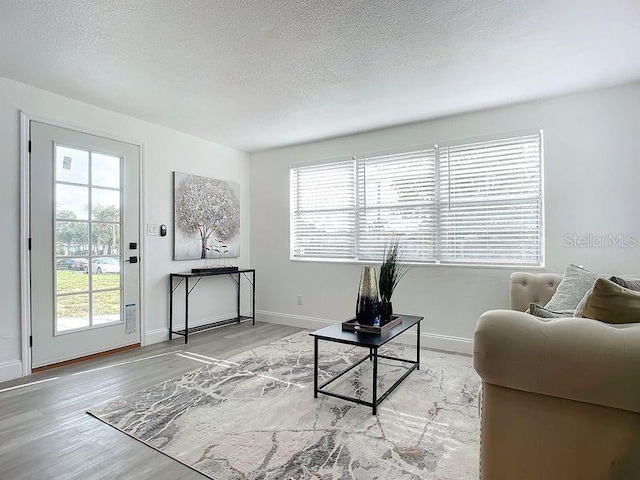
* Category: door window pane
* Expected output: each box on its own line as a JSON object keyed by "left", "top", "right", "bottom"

{"left": 92, "top": 153, "right": 120, "bottom": 188}
{"left": 92, "top": 290, "right": 121, "bottom": 325}
{"left": 91, "top": 257, "right": 120, "bottom": 276}
{"left": 56, "top": 294, "right": 90, "bottom": 332}
{"left": 56, "top": 263, "right": 89, "bottom": 294}
{"left": 92, "top": 224, "right": 120, "bottom": 256}
{"left": 92, "top": 188, "right": 120, "bottom": 221}
{"left": 91, "top": 258, "right": 121, "bottom": 290}
{"left": 56, "top": 146, "right": 89, "bottom": 184}
{"left": 55, "top": 221, "right": 89, "bottom": 256}
{"left": 56, "top": 184, "right": 89, "bottom": 220}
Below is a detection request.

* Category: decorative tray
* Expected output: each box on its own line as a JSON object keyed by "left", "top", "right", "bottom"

{"left": 342, "top": 315, "right": 402, "bottom": 334}
{"left": 191, "top": 266, "right": 239, "bottom": 274}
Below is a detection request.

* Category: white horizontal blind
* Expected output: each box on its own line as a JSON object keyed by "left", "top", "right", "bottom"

{"left": 290, "top": 161, "right": 356, "bottom": 259}
{"left": 290, "top": 132, "right": 543, "bottom": 266}
{"left": 356, "top": 150, "right": 436, "bottom": 261}
{"left": 438, "top": 133, "right": 543, "bottom": 265}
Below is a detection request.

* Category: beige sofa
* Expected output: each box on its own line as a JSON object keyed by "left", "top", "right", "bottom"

{"left": 473, "top": 272, "right": 640, "bottom": 480}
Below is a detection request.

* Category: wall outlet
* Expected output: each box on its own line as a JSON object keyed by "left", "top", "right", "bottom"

{"left": 147, "top": 223, "right": 159, "bottom": 236}
{"left": 297, "top": 294, "right": 304, "bottom": 305}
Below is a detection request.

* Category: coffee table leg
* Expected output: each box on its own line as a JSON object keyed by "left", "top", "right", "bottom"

{"left": 416, "top": 321, "right": 421, "bottom": 370}
{"left": 372, "top": 347, "right": 378, "bottom": 415}
{"left": 314, "top": 337, "right": 318, "bottom": 398}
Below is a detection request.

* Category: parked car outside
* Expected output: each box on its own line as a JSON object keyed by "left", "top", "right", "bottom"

{"left": 56, "top": 258, "right": 89, "bottom": 271}
{"left": 87, "top": 257, "right": 120, "bottom": 274}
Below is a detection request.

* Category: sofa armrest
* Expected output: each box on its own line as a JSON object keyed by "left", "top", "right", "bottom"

{"left": 473, "top": 310, "right": 640, "bottom": 414}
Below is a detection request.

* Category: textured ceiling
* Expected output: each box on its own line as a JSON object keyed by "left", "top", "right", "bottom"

{"left": 1, "top": 0, "right": 639, "bottom": 152}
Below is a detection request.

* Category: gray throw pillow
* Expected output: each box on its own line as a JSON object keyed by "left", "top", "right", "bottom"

{"left": 610, "top": 276, "right": 640, "bottom": 292}
{"left": 544, "top": 264, "right": 598, "bottom": 311}
{"left": 528, "top": 303, "right": 575, "bottom": 318}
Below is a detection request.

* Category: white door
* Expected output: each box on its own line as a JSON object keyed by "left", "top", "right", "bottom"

{"left": 30, "top": 122, "right": 141, "bottom": 368}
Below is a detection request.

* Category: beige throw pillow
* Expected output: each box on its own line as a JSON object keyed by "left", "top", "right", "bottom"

{"left": 575, "top": 277, "right": 640, "bottom": 324}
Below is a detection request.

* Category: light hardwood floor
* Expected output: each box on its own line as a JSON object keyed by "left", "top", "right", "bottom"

{"left": 0, "top": 322, "right": 303, "bottom": 480}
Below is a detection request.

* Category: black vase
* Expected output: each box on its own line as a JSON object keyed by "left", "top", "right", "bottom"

{"left": 380, "top": 300, "right": 393, "bottom": 324}
{"left": 356, "top": 267, "right": 380, "bottom": 326}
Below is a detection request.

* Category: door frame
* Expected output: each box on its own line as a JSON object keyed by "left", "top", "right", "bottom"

{"left": 19, "top": 111, "right": 147, "bottom": 376}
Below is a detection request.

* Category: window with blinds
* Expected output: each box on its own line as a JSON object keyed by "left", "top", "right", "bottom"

{"left": 290, "top": 131, "right": 543, "bottom": 266}
{"left": 356, "top": 150, "right": 436, "bottom": 262}
{"left": 290, "top": 161, "right": 356, "bottom": 259}
{"left": 438, "top": 134, "right": 543, "bottom": 265}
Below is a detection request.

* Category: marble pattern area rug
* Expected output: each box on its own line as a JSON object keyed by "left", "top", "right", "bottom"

{"left": 88, "top": 331, "right": 481, "bottom": 479}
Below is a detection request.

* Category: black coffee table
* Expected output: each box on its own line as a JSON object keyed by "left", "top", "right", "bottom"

{"left": 309, "top": 314, "right": 423, "bottom": 415}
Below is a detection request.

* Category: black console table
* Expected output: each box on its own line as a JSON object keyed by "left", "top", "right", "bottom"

{"left": 169, "top": 268, "right": 255, "bottom": 343}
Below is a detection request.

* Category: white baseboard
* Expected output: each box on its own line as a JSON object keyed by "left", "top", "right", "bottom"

{"left": 257, "top": 310, "right": 473, "bottom": 355}
{"left": 145, "top": 310, "right": 253, "bottom": 345}
{"left": 145, "top": 328, "right": 170, "bottom": 345}
{"left": 0, "top": 361, "right": 24, "bottom": 383}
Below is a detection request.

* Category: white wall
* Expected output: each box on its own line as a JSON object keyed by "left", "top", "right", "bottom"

{"left": 0, "top": 76, "right": 250, "bottom": 381}
{"left": 250, "top": 83, "right": 640, "bottom": 353}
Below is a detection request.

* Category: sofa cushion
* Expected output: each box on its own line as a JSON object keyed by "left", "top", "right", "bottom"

{"left": 544, "top": 264, "right": 598, "bottom": 311}
{"left": 528, "top": 303, "right": 574, "bottom": 318}
{"left": 575, "top": 278, "right": 640, "bottom": 324}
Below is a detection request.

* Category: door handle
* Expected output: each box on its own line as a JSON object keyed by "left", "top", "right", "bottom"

{"left": 125, "top": 256, "right": 138, "bottom": 264}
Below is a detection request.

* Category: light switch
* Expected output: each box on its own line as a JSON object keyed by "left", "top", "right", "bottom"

{"left": 147, "top": 223, "right": 159, "bottom": 236}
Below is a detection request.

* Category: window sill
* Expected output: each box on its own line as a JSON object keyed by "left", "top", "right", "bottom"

{"left": 289, "top": 257, "right": 546, "bottom": 271}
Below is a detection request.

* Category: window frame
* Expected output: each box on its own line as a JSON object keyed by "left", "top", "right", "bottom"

{"left": 289, "top": 129, "right": 545, "bottom": 268}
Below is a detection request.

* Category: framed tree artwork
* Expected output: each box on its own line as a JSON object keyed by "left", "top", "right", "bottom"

{"left": 173, "top": 172, "right": 240, "bottom": 260}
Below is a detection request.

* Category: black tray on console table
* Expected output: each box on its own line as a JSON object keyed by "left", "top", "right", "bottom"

{"left": 191, "top": 266, "right": 239, "bottom": 274}
{"left": 342, "top": 315, "right": 402, "bottom": 334}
